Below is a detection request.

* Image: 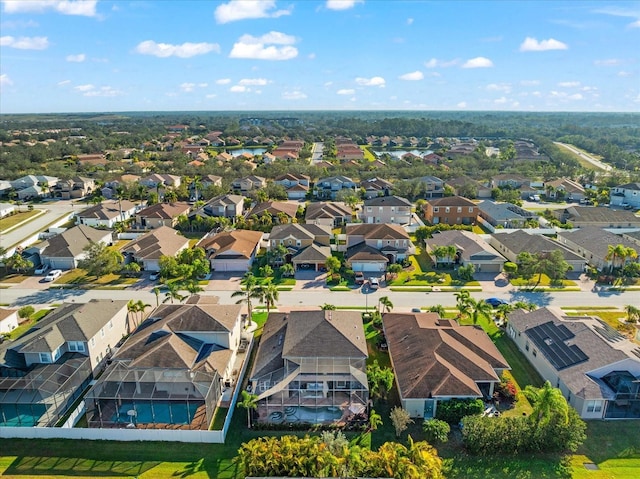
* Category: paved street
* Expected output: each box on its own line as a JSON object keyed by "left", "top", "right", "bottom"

{"left": 1, "top": 282, "right": 636, "bottom": 312}
{"left": 0, "top": 200, "right": 78, "bottom": 251}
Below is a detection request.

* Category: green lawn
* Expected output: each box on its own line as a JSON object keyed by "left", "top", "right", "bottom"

{"left": 0, "top": 273, "right": 30, "bottom": 283}
{"left": 511, "top": 274, "right": 577, "bottom": 288}
{"left": 0, "top": 209, "right": 42, "bottom": 231}
{"left": 54, "top": 269, "right": 139, "bottom": 286}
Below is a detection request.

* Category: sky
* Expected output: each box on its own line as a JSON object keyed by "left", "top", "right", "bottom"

{"left": 0, "top": 0, "right": 639, "bottom": 113}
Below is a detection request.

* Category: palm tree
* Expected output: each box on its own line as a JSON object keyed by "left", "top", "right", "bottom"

{"left": 182, "top": 279, "right": 204, "bottom": 297}
{"left": 468, "top": 297, "right": 493, "bottom": 324}
{"left": 126, "top": 299, "right": 138, "bottom": 333}
{"left": 428, "top": 304, "right": 446, "bottom": 316}
{"left": 625, "top": 305, "right": 640, "bottom": 323}
{"left": 134, "top": 299, "right": 151, "bottom": 326}
{"left": 378, "top": 296, "right": 393, "bottom": 314}
{"left": 321, "top": 303, "right": 336, "bottom": 310}
{"left": 279, "top": 263, "right": 295, "bottom": 278}
{"left": 152, "top": 286, "right": 161, "bottom": 307}
{"left": 526, "top": 380, "right": 569, "bottom": 426}
{"left": 163, "top": 282, "right": 186, "bottom": 304}
{"left": 231, "top": 273, "right": 259, "bottom": 320}
{"left": 238, "top": 390, "right": 259, "bottom": 428}
{"left": 256, "top": 280, "right": 279, "bottom": 314}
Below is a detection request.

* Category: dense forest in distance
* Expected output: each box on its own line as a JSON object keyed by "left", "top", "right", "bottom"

{"left": 1, "top": 110, "right": 639, "bottom": 185}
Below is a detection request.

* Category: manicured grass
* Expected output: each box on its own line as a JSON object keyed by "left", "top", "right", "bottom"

{"left": 0, "top": 273, "right": 30, "bottom": 283}
{"left": 511, "top": 274, "right": 577, "bottom": 288}
{"left": 0, "top": 209, "right": 42, "bottom": 231}
{"left": 54, "top": 269, "right": 138, "bottom": 286}
{"left": 361, "top": 145, "right": 377, "bottom": 161}
{"left": 6, "top": 308, "right": 54, "bottom": 340}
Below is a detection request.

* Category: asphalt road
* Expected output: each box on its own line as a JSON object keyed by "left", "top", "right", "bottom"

{"left": 554, "top": 142, "right": 613, "bottom": 171}
{"left": 1, "top": 285, "right": 636, "bottom": 311}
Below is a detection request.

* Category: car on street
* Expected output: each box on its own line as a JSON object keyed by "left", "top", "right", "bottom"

{"left": 369, "top": 278, "right": 380, "bottom": 290}
{"left": 484, "top": 297, "right": 509, "bottom": 307}
{"left": 149, "top": 272, "right": 160, "bottom": 281}
{"left": 411, "top": 307, "right": 422, "bottom": 313}
{"left": 43, "top": 269, "right": 62, "bottom": 282}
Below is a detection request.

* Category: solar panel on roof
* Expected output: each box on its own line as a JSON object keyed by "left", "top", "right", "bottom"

{"left": 527, "top": 321, "right": 588, "bottom": 370}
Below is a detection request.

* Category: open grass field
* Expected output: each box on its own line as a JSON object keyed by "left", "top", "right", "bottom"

{"left": 0, "top": 209, "right": 43, "bottom": 231}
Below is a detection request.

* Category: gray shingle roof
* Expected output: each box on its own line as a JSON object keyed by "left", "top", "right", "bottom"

{"left": 364, "top": 195, "right": 412, "bottom": 207}
{"left": 492, "top": 230, "right": 583, "bottom": 261}
{"left": 121, "top": 226, "right": 189, "bottom": 260}
{"left": 41, "top": 225, "right": 111, "bottom": 258}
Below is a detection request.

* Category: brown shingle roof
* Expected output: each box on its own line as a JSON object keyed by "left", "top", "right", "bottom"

{"left": 121, "top": 226, "right": 189, "bottom": 260}
{"left": 383, "top": 313, "right": 509, "bottom": 399}
{"left": 198, "top": 229, "right": 263, "bottom": 259}
{"left": 346, "top": 223, "right": 409, "bottom": 240}
{"left": 136, "top": 202, "right": 191, "bottom": 220}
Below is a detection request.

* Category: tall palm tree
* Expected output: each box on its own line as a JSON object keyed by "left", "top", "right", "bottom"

{"left": 321, "top": 303, "right": 336, "bottom": 310}
{"left": 126, "top": 299, "right": 138, "bottom": 333}
{"left": 231, "top": 273, "right": 259, "bottom": 320}
{"left": 428, "top": 304, "right": 446, "bottom": 316}
{"left": 625, "top": 305, "right": 640, "bottom": 323}
{"left": 134, "top": 299, "right": 151, "bottom": 326}
{"left": 152, "top": 286, "right": 161, "bottom": 307}
{"left": 378, "top": 296, "right": 393, "bottom": 314}
{"left": 468, "top": 297, "right": 493, "bottom": 324}
{"left": 256, "top": 280, "right": 279, "bottom": 314}
{"left": 238, "top": 390, "right": 259, "bottom": 428}
{"left": 163, "top": 282, "right": 186, "bottom": 304}
{"left": 182, "top": 279, "right": 204, "bottom": 297}
{"left": 526, "top": 380, "right": 569, "bottom": 426}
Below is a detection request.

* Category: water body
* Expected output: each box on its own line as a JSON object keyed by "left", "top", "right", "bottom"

{"left": 372, "top": 149, "right": 433, "bottom": 159}
{"left": 225, "top": 148, "right": 267, "bottom": 156}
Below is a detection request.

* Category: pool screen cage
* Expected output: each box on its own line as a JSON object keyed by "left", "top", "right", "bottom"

{"left": 0, "top": 354, "right": 92, "bottom": 427}
{"left": 85, "top": 363, "right": 220, "bottom": 430}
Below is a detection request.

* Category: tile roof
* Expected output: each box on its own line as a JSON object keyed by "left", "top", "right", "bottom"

{"left": 292, "top": 244, "right": 331, "bottom": 262}
{"left": 426, "top": 230, "right": 505, "bottom": 263}
{"left": 41, "top": 225, "right": 112, "bottom": 258}
{"left": 121, "top": 226, "right": 189, "bottom": 260}
{"left": 383, "top": 313, "right": 509, "bottom": 399}
{"left": 346, "top": 243, "right": 389, "bottom": 262}
{"left": 560, "top": 206, "right": 640, "bottom": 224}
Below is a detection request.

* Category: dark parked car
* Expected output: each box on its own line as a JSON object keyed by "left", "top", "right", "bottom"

{"left": 485, "top": 297, "right": 509, "bottom": 307}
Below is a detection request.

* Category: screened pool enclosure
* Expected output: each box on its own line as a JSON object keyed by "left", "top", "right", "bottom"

{"left": 85, "top": 364, "right": 220, "bottom": 430}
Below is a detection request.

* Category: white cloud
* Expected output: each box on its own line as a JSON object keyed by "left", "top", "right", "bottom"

{"left": 83, "top": 86, "right": 122, "bottom": 97}
{"left": 520, "top": 80, "right": 540, "bottom": 86}
{"left": 198, "top": 82, "right": 208, "bottom": 88}
{"left": 74, "top": 84, "right": 95, "bottom": 92}
{"left": 2, "top": 0, "right": 98, "bottom": 17}
{"left": 57, "top": 79, "right": 71, "bottom": 86}
{"left": 568, "top": 93, "right": 584, "bottom": 100}
{"left": 457, "top": 101, "right": 467, "bottom": 108}
{"left": 308, "top": 52, "right": 316, "bottom": 59}
{"left": 558, "top": 81, "right": 580, "bottom": 87}
{"left": 337, "top": 88, "right": 355, "bottom": 95}
{"left": 0, "top": 35, "right": 48, "bottom": 49}
{"left": 399, "top": 71, "right": 423, "bottom": 81}
{"left": 462, "top": 57, "right": 493, "bottom": 68}
{"left": 355, "top": 76, "right": 385, "bottom": 87}
{"left": 180, "top": 82, "right": 196, "bottom": 92}
{"left": 618, "top": 70, "right": 632, "bottom": 77}
{"left": 282, "top": 90, "right": 307, "bottom": 100}
{"left": 594, "top": 58, "right": 622, "bottom": 66}
{"left": 324, "top": 81, "right": 333, "bottom": 87}
{"left": 239, "top": 78, "right": 269, "bottom": 86}
{"left": 216, "top": 78, "right": 231, "bottom": 85}
{"left": 494, "top": 96, "right": 508, "bottom": 104}
{"left": 593, "top": 7, "right": 640, "bottom": 28}
{"left": 519, "top": 37, "right": 568, "bottom": 52}
{"left": 0, "top": 73, "right": 13, "bottom": 87}
{"left": 486, "top": 83, "right": 511, "bottom": 93}
{"left": 326, "top": 0, "right": 363, "bottom": 11}
{"left": 424, "top": 57, "right": 459, "bottom": 68}
{"left": 406, "top": 17, "right": 414, "bottom": 25}
{"left": 205, "top": 93, "right": 217, "bottom": 99}
{"left": 215, "top": 0, "right": 292, "bottom": 24}
{"left": 135, "top": 40, "right": 220, "bottom": 58}
{"left": 230, "top": 85, "right": 247, "bottom": 93}
{"left": 66, "top": 53, "right": 85, "bottom": 62}
{"left": 229, "top": 31, "right": 297, "bottom": 61}
{"left": 631, "top": 19, "right": 640, "bottom": 28}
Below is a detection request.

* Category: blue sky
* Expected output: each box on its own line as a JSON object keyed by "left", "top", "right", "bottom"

{"left": 1, "top": 0, "right": 639, "bottom": 113}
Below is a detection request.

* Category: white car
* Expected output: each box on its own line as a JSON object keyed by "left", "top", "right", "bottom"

{"left": 43, "top": 269, "right": 62, "bottom": 282}
{"left": 35, "top": 264, "right": 50, "bottom": 275}
{"left": 369, "top": 278, "right": 380, "bottom": 290}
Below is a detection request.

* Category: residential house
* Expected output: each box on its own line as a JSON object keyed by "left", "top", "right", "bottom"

{"left": 0, "top": 308, "right": 19, "bottom": 335}
{"left": 199, "top": 194, "right": 245, "bottom": 219}
{"left": 139, "top": 174, "right": 182, "bottom": 190}
{"left": 249, "top": 310, "right": 369, "bottom": 424}
{"left": 121, "top": 226, "right": 189, "bottom": 272}
{"left": 0, "top": 180, "right": 13, "bottom": 198}
{"left": 345, "top": 223, "right": 413, "bottom": 273}
{"left": 53, "top": 177, "right": 95, "bottom": 199}
{"left": 545, "top": 178, "right": 586, "bottom": 202}
{"left": 275, "top": 173, "right": 311, "bottom": 200}
{"left": 198, "top": 229, "right": 264, "bottom": 272}
{"left": 39, "top": 225, "right": 113, "bottom": 270}
{"left": 216, "top": 152, "right": 233, "bottom": 163}
{"left": 610, "top": 182, "right": 640, "bottom": 209}
{"left": 489, "top": 230, "right": 586, "bottom": 274}
{"left": 305, "top": 202, "right": 353, "bottom": 228}
{"left": 134, "top": 201, "right": 191, "bottom": 229}
{"left": 383, "top": 312, "right": 510, "bottom": 419}
{"left": 556, "top": 227, "right": 639, "bottom": 271}
{"left": 75, "top": 200, "right": 137, "bottom": 228}
{"left": 425, "top": 230, "right": 506, "bottom": 273}
{"left": 85, "top": 299, "right": 248, "bottom": 430}
{"left": 0, "top": 300, "right": 128, "bottom": 427}
{"left": 360, "top": 178, "right": 393, "bottom": 199}
{"left": 232, "top": 175, "right": 266, "bottom": 193}
{"left": 507, "top": 307, "right": 640, "bottom": 419}
{"left": 446, "top": 176, "right": 492, "bottom": 199}
{"left": 414, "top": 175, "right": 445, "bottom": 199}
{"left": 490, "top": 173, "right": 530, "bottom": 189}
{"left": 269, "top": 223, "right": 332, "bottom": 271}
{"left": 424, "top": 196, "right": 478, "bottom": 225}
{"left": 554, "top": 206, "right": 640, "bottom": 228}
{"left": 360, "top": 195, "right": 413, "bottom": 225}
{"left": 16, "top": 185, "right": 45, "bottom": 200}
{"left": 514, "top": 140, "right": 549, "bottom": 162}
{"left": 0, "top": 202, "right": 16, "bottom": 218}
{"left": 189, "top": 175, "right": 223, "bottom": 200}
{"left": 248, "top": 201, "right": 299, "bottom": 223}
{"left": 476, "top": 200, "right": 538, "bottom": 229}
{"left": 10, "top": 175, "right": 58, "bottom": 192}
{"left": 315, "top": 175, "right": 357, "bottom": 200}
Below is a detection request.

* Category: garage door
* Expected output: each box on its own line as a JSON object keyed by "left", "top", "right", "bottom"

{"left": 212, "top": 260, "right": 250, "bottom": 272}
{"left": 49, "top": 258, "right": 75, "bottom": 270}
{"left": 476, "top": 263, "right": 502, "bottom": 273}
{"left": 352, "top": 262, "right": 386, "bottom": 272}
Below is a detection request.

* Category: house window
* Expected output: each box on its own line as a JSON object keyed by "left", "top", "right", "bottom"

{"left": 525, "top": 341, "right": 529, "bottom": 351}
{"left": 68, "top": 341, "right": 85, "bottom": 352}
{"left": 457, "top": 207, "right": 462, "bottom": 213}
{"left": 445, "top": 207, "right": 450, "bottom": 213}
{"left": 586, "top": 400, "right": 602, "bottom": 413}
{"left": 296, "top": 240, "right": 301, "bottom": 246}
{"left": 109, "top": 320, "right": 113, "bottom": 329}
{"left": 39, "top": 353, "right": 51, "bottom": 363}
{"left": 91, "top": 338, "right": 95, "bottom": 347}
{"left": 469, "top": 207, "right": 474, "bottom": 213}
{"left": 433, "top": 207, "right": 439, "bottom": 213}
{"left": 52, "top": 347, "right": 62, "bottom": 361}
{"left": 101, "top": 328, "right": 105, "bottom": 338}
{"left": 532, "top": 349, "right": 537, "bottom": 357}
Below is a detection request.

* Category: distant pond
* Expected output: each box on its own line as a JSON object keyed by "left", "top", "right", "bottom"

{"left": 224, "top": 148, "right": 267, "bottom": 156}
{"left": 372, "top": 149, "right": 433, "bottom": 159}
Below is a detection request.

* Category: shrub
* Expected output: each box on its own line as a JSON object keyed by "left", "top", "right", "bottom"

{"left": 422, "top": 418, "right": 450, "bottom": 443}
{"left": 496, "top": 378, "right": 517, "bottom": 400}
{"left": 436, "top": 398, "right": 484, "bottom": 424}
{"left": 18, "top": 305, "right": 35, "bottom": 319}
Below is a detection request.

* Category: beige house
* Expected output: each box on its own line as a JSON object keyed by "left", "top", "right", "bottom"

{"left": 135, "top": 201, "right": 191, "bottom": 229}
{"left": 198, "top": 229, "right": 264, "bottom": 272}
{"left": 121, "top": 226, "right": 189, "bottom": 272}
{"left": 360, "top": 195, "right": 413, "bottom": 225}
{"left": 305, "top": 202, "right": 352, "bottom": 227}
{"left": 0, "top": 308, "right": 19, "bottom": 335}
{"left": 345, "top": 223, "right": 413, "bottom": 273}
{"left": 76, "top": 200, "right": 137, "bottom": 228}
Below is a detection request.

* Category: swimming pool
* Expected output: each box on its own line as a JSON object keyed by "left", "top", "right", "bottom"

{"left": 111, "top": 401, "right": 201, "bottom": 425}
{"left": 282, "top": 406, "right": 342, "bottom": 423}
{"left": 0, "top": 404, "right": 47, "bottom": 427}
